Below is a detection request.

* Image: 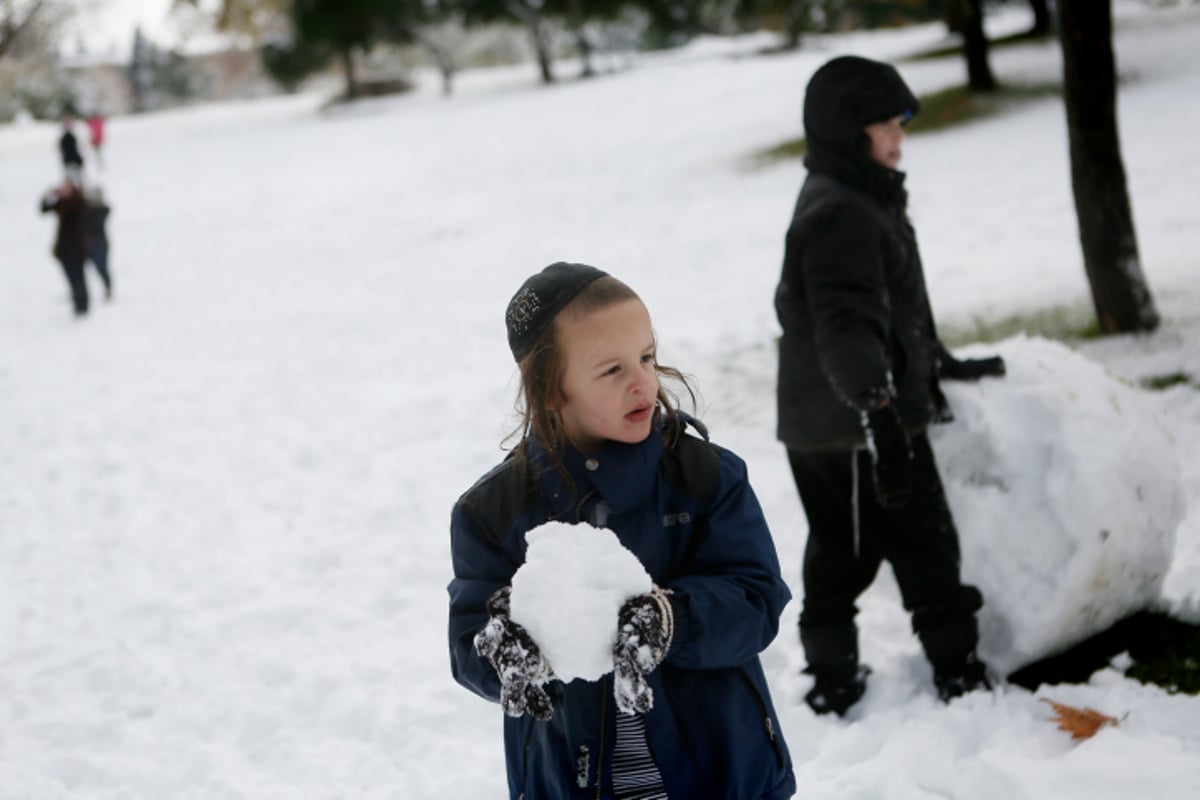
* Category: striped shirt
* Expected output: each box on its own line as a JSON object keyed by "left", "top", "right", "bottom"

{"left": 611, "top": 712, "right": 668, "bottom": 799}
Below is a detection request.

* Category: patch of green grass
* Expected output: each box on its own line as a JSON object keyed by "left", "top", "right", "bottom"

{"left": 744, "top": 135, "right": 806, "bottom": 168}
{"left": 1009, "top": 611, "right": 1200, "bottom": 695}
{"left": 905, "top": 28, "right": 1054, "bottom": 62}
{"left": 907, "top": 81, "right": 1061, "bottom": 133}
{"left": 1139, "top": 372, "right": 1194, "bottom": 391}
{"left": 903, "top": 84, "right": 981, "bottom": 133}
{"left": 1124, "top": 613, "right": 1200, "bottom": 695}
{"left": 752, "top": 137, "right": 807, "bottom": 164}
{"left": 747, "top": 81, "right": 1060, "bottom": 167}
{"left": 938, "top": 302, "right": 1101, "bottom": 348}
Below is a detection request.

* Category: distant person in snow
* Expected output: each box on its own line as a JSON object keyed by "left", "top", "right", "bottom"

{"left": 40, "top": 175, "right": 90, "bottom": 316}
{"left": 59, "top": 115, "right": 84, "bottom": 179}
{"left": 86, "top": 112, "right": 107, "bottom": 168}
{"left": 83, "top": 184, "right": 113, "bottom": 300}
{"left": 449, "top": 262, "right": 796, "bottom": 799}
{"left": 774, "top": 55, "right": 1007, "bottom": 716}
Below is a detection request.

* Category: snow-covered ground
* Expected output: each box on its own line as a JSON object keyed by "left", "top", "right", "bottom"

{"left": 3, "top": 2, "right": 1199, "bottom": 797}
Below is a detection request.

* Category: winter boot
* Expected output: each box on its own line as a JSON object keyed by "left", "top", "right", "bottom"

{"left": 800, "top": 623, "right": 866, "bottom": 715}
{"left": 804, "top": 665, "right": 870, "bottom": 716}
{"left": 933, "top": 652, "right": 991, "bottom": 702}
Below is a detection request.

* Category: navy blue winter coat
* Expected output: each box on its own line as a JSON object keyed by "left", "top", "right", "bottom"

{"left": 448, "top": 420, "right": 796, "bottom": 799}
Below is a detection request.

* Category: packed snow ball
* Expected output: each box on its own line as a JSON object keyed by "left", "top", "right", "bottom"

{"left": 931, "top": 335, "right": 1185, "bottom": 674}
{"left": 509, "top": 522, "right": 655, "bottom": 683}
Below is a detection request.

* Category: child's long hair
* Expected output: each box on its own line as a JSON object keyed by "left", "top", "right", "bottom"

{"left": 508, "top": 275, "right": 696, "bottom": 477}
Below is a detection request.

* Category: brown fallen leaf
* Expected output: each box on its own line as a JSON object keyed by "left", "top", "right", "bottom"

{"left": 1040, "top": 698, "right": 1120, "bottom": 740}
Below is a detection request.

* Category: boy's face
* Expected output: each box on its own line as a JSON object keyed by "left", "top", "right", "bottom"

{"left": 552, "top": 298, "right": 659, "bottom": 453}
{"left": 865, "top": 115, "right": 906, "bottom": 169}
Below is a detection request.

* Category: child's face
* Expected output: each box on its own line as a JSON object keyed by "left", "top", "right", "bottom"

{"left": 865, "top": 115, "right": 906, "bottom": 169}
{"left": 552, "top": 298, "right": 659, "bottom": 453}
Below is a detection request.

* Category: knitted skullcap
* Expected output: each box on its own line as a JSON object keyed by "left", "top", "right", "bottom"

{"left": 505, "top": 262, "right": 609, "bottom": 362}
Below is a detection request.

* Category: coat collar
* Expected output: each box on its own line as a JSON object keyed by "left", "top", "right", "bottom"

{"left": 529, "top": 429, "right": 665, "bottom": 522}
{"left": 805, "top": 142, "right": 908, "bottom": 210}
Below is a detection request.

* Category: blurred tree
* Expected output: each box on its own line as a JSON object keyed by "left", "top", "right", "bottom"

{"left": 405, "top": 22, "right": 458, "bottom": 95}
{"left": 172, "top": 0, "right": 290, "bottom": 42}
{"left": 261, "top": 32, "right": 326, "bottom": 91}
{"left": 557, "top": 0, "right": 628, "bottom": 77}
{"left": 293, "top": 0, "right": 372, "bottom": 99}
{"left": 289, "top": 0, "right": 432, "bottom": 99}
{"left": 954, "top": 0, "right": 994, "bottom": 90}
{"left": 780, "top": 0, "right": 818, "bottom": 48}
{"left": 460, "top": 0, "right": 558, "bottom": 83}
{"left": 1027, "top": 0, "right": 1052, "bottom": 36}
{"left": 0, "top": 1, "right": 77, "bottom": 121}
{"left": 129, "top": 26, "right": 203, "bottom": 112}
{"left": 632, "top": 0, "right": 700, "bottom": 48}
{"left": 459, "top": 0, "right": 706, "bottom": 84}
{"left": 129, "top": 26, "right": 154, "bottom": 111}
{"left": 733, "top": 0, "right": 820, "bottom": 49}
{"left": 0, "top": 0, "right": 59, "bottom": 59}
{"left": 1058, "top": 0, "right": 1157, "bottom": 333}
{"left": 744, "top": 1, "right": 942, "bottom": 53}
{"left": 254, "top": 0, "right": 459, "bottom": 97}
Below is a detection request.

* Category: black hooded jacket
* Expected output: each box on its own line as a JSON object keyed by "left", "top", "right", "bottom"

{"left": 775, "top": 56, "right": 945, "bottom": 451}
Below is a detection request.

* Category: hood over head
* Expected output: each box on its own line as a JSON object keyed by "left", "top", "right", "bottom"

{"left": 803, "top": 56, "right": 919, "bottom": 158}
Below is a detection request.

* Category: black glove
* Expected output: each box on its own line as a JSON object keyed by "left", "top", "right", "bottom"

{"left": 473, "top": 586, "right": 555, "bottom": 721}
{"left": 612, "top": 587, "right": 674, "bottom": 715}
{"left": 938, "top": 349, "right": 1006, "bottom": 382}
{"left": 930, "top": 380, "right": 955, "bottom": 424}
{"left": 861, "top": 403, "right": 913, "bottom": 509}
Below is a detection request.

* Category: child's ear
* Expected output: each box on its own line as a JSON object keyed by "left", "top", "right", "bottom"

{"left": 546, "top": 380, "right": 571, "bottom": 411}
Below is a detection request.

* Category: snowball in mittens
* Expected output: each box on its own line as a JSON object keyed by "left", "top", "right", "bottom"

{"left": 509, "top": 522, "right": 655, "bottom": 683}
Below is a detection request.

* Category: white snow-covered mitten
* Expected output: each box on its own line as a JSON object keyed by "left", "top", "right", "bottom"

{"left": 474, "top": 587, "right": 556, "bottom": 721}
{"left": 612, "top": 586, "right": 674, "bottom": 714}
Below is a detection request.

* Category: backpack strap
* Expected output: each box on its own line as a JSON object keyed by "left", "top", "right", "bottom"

{"left": 457, "top": 452, "right": 539, "bottom": 547}
{"left": 660, "top": 417, "right": 722, "bottom": 512}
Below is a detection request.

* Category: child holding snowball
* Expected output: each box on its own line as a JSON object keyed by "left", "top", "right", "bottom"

{"left": 448, "top": 262, "right": 795, "bottom": 800}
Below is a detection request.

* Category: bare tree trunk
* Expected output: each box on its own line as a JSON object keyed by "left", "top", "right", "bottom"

{"left": 340, "top": 46, "right": 358, "bottom": 100}
{"left": 1028, "top": 0, "right": 1053, "bottom": 36}
{"left": 783, "top": 0, "right": 813, "bottom": 50}
{"left": 531, "top": 18, "right": 554, "bottom": 84}
{"left": 0, "top": 0, "right": 47, "bottom": 59}
{"left": 566, "top": 0, "right": 593, "bottom": 78}
{"left": 942, "top": 0, "right": 965, "bottom": 34}
{"left": 960, "top": 0, "right": 995, "bottom": 91}
{"left": 1059, "top": 0, "right": 1158, "bottom": 333}
{"left": 505, "top": 0, "right": 555, "bottom": 84}
{"left": 411, "top": 28, "right": 456, "bottom": 96}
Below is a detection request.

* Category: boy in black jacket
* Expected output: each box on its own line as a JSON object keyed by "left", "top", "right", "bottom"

{"left": 40, "top": 177, "right": 89, "bottom": 316}
{"left": 774, "top": 56, "right": 1005, "bottom": 715}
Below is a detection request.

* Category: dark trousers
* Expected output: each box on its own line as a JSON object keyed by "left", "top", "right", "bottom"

{"left": 58, "top": 256, "right": 88, "bottom": 314}
{"left": 787, "top": 434, "right": 983, "bottom": 674}
{"left": 89, "top": 242, "right": 111, "bottom": 291}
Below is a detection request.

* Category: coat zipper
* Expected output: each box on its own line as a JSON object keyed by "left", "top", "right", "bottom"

{"left": 595, "top": 676, "right": 608, "bottom": 800}
{"left": 851, "top": 446, "right": 863, "bottom": 558}
{"left": 738, "top": 666, "right": 786, "bottom": 766}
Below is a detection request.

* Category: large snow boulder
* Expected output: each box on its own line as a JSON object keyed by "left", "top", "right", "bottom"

{"left": 509, "top": 522, "right": 653, "bottom": 683}
{"left": 930, "top": 335, "right": 1185, "bottom": 675}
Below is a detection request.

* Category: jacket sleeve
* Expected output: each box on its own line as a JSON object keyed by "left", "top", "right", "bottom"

{"left": 446, "top": 501, "right": 520, "bottom": 704}
{"left": 663, "top": 449, "right": 792, "bottom": 670}
{"left": 795, "top": 200, "right": 894, "bottom": 411}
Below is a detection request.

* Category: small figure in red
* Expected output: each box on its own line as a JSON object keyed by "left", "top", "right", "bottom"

{"left": 86, "top": 112, "right": 107, "bottom": 167}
